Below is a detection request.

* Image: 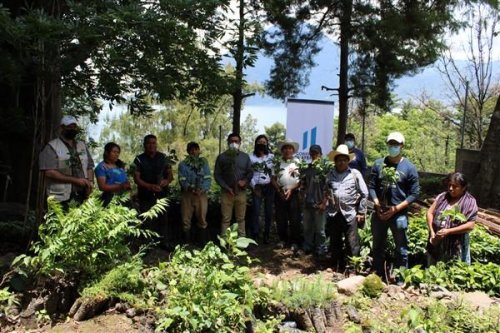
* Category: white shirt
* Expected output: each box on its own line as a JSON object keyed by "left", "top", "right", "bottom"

{"left": 274, "top": 158, "right": 300, "bottom": 190}
{"left": 250, "top": 153, "right": 274, "bottom": 187}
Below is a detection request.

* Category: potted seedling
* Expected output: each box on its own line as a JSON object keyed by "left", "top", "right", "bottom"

{"left": 430, "top": 205, "right": 467, "bottom": 246}
{"left": 380, "top": 165, "right": 399, "bottom": 212}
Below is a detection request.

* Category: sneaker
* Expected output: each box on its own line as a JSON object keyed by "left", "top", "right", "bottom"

{"left": 276, "top": 241, "right": 286, "bottom": 249}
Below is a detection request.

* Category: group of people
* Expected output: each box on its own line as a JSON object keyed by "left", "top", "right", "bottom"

{"left": 39, "top": 115, "right": 479, "bottom": 279}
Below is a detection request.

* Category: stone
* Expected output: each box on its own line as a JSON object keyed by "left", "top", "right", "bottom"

{"left": 345, "top": 305, "right": 361, "bottom": 324}
{"left": 462, "top": 291, "right": 495, "bottom": 310}
{"left": 337, "top": 275, "right": 366, "bottom": 295}
{"left": 20, "top": 297, "right": 44, "bottom": 318}
{"left": 430, "top": 290, "right": 453, "bottom": 300}
{"left": 125, "top": 308, "right": 137, "bottom": 318}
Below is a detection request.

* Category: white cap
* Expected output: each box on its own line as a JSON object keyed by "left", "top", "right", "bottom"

{"left": 386, "top": 132, "right": 405, "bottom": 144}
{"left": 60, "top": 115, "right": 78, "bottom": 126}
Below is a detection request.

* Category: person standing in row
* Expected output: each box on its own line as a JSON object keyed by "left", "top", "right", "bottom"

{"left": 133, "top": 134, "right": 173, "bottom": 247}
{"left": 369, "top": 132, "right": 419, "bottom": 280}
{"left": 95, "top": 142, "right": 131, "bottom": 206}
{"left": 39, "top": 116, "right": 94, "bottom": 209}
{"left": 327, "top": 144, "right": 368, "bottom": 271}
{"left": 302, "top": 144, "right": 329, "bottom": 257}
{"left": 248, "top": 134, "right": 275, "bottom": 244}
{"left": 214, "top": 133, "right": 253, "bottom": 236}
{"left": 178, "top": 142, "right": 211, "bottom": 245}
{"left": 272, "top": 139, "right": 302, "bottom": 251}
{"left": 344, "top": 133, "right": 367, "bottom": 178}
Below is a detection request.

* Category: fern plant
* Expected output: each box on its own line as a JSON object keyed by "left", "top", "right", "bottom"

{"left": 12, "top": 193, "right": 165, "bottom": 284}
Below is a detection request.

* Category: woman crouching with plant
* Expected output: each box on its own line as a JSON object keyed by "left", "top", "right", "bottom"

{"left": 95, "top": 142, "right": 131, "bottom": 206}
{"left": 426, "top": 172, "right": 478, "bottom": 264}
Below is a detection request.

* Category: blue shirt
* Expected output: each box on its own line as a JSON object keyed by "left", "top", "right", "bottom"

{"left": 95, "top": 161, "right": 128, "bottom": 185}
{"left": 368, "top": 157, "right": 419, "bottom": 212}
{"left": 178, "top": 156, "right": 211, "bottom": 192}
{"left": 348, "top": 147, "right": 367, "bottom": 177}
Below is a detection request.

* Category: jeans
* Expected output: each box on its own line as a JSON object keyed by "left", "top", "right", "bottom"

{"left": 275, "top": 191, "right": 302, "bottom": 245}
{"left": 371, "top": 213, "right": 408, "bottom": 276}
{"left": 303, "top": 207, "right": 327, "bottom": 254}
{"left": 329, "top": 213, "right": 360, "bottom": 268}
{"left": 249, "top": 184, "right": 274, "bottom": 240}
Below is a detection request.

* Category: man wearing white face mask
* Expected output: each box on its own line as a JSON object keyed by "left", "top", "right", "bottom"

{"left": 344, "top": 133, "right": 367, "bottom": 177}
{"left": 368, "top": 131, "right": 420, "bottom": 283}
{"left": 214, "top": 133, "right": 253, "bottom": 236}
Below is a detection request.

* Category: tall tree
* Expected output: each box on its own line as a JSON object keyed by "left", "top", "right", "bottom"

{"left": 262, "top": 0, "right": 470, "bottom": 145}
{"left": 264, "top": 122, "right": 286, "bottom": 151}
{"left": 0, "top": 0, "right": 228, "bottom": 205}
{"left": 222, "top": 0, "right": 264, "bottom": 134}
{"left": 438, "top": 2, "right": 499, "bottom": 149}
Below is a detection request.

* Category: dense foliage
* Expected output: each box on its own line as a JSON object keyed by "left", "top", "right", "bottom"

{"left": 12, "top": 195, "right": 163, "bottom": 284}
{"left": 269, "top": 274, "right": 337, "bottom": 310}
{"left": 345, "top": 293, "right": 500, "bottom": 332}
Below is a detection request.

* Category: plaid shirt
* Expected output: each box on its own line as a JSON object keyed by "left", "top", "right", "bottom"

{"left": 327, "top": 168, "right": 368, "bottom": 223}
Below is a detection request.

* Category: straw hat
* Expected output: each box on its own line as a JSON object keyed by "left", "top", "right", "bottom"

{"left": 328, "top": 144, "right": 355, "bottom": 162}
{"left": 277, "top": 138, "right": 299, "bottom": 152}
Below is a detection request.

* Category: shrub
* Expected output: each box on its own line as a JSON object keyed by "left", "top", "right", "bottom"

{"left": 397, "top": 261, "right": 500, "bottom": 295}
{"left": 152, "top": 226, "right": 275, "bottom": 332}
{"left": 361, "top": 274, "right": 384, "bottom": 298}
{"left": 269, "top": 274, "right": 337, "bottom": 310}
{"left": 12, "top": 194, "right": 163, "bottom": 285}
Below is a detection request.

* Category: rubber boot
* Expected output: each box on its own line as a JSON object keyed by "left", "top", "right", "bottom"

{"left": 183, "top": 229, "right": 191, "bottom": 244}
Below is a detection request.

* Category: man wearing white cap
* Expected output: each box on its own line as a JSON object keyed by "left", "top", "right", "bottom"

{"left": 39, "top": 115, "right": 94, "bottom": 208}
{"left": 368, "top": 131, "right": 419, "bottom": 282}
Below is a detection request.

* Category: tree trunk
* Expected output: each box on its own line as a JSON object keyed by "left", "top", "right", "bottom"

{"left": 336, "top": 0, "right": 352, "bottom": 146}
{"left": 232, "top": 0, "right": 245, "bottom": 135}
{"left": 477, "top": 95, "right": 500, "bottom": 209}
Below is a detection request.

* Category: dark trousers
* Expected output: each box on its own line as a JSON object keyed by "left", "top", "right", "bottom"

{"left": 329, "top": 213, "right": 360, "bottom": 269}
{"left": 371, "top": 213, "right": 408, "bottom": 276}
{"left": 275, "top": 191, "right": 301, "bottom": 245}
{"left": 139, "top": 199, "right": 169, "bottom": 244}
{"left": 248, "top": 184, "right": 274, "bottom": 240}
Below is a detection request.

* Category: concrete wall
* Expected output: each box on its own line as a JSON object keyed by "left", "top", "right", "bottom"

{"left": 455, "top": 148, "right": 483, "bottom": 205}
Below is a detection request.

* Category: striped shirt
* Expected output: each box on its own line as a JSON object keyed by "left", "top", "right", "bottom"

{"left": 327, "top": 168, "right": 368, "bottom": 223}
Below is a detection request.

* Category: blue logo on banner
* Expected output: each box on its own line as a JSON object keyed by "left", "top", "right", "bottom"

{"left": 302, "top": 127, "right": 317, "bottom": 150}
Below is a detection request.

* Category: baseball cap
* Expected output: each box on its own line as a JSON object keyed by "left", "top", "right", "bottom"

{"left": 309, "top": 144, "right": 322, "bottom": 154}
{"left": 386, "top": 132, "right": 405, "bottom": 144}
{"left": 60, "top": 115, "right": 78, "bottom": 126}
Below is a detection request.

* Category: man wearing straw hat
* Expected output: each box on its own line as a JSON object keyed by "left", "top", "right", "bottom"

{"left": 272, "top": 138, "right": 302, "bottom": 251}
{"left": 326, "top": 144, "right": 368, "bottom": 271}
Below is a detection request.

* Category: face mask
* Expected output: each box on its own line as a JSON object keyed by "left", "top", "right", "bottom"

{"left": 229, "top": 142, "right": 240, "bottom": 150}
{"left": 388, "top": 145, "right": 401, "bottom": 157}
{"left": 345, "top": 140, "right": 354, "bottom": 149}
{"left": 255, "top": 144, "right": 268, "bottom": 154}
{"left": 62, "top": 129, "right": 78, "bottom": 140}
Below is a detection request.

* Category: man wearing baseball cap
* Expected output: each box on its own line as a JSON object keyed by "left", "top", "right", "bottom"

{"left": 39, "top": 115, "right": 94, "bottom": 208}
{"left": 368, "top": 131, "right": 420, "bottom": 282}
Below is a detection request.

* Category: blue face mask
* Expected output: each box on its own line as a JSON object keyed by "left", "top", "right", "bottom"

{"left": 388, "top": 145, "right": 401, "bottom": 157}
{"left": 345, "top": 140, "right": 354, "bottom": 149}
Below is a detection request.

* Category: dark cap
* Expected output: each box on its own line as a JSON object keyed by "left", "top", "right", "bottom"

{"left": 187, "top": 141, "right": 200, "bottom": 152}
{"left": 309, "top": 144, "right": 322, "bottom": 154}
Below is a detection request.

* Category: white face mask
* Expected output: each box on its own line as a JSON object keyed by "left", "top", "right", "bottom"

{"left": 345, "top": 140, "right": 355, "bottom": 149}
{"left": 229, "top": 142, "right": 240, "bottom": 150}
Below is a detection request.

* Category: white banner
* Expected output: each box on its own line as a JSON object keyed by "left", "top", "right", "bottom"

{"left": 286, "top": 98, "right": 335, "bottom": 160}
